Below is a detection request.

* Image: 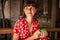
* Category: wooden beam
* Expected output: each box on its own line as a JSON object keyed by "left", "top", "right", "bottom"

{"left": 46, "top": 28, "right": 60, "bottom": 32}
{"left": 0, "top": 28, "right": 60, "bottom": 34}
{"left": 0, "top": 28, "right": 12, "bottom": 34}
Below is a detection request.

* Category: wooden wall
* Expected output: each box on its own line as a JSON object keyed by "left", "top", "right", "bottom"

{"left": 10, "top": 0, "right": 20, "bottom": 27}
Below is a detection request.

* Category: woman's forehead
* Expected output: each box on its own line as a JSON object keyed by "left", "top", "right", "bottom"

{"left": 24, "top": 5, "right": 36, "bottom": 8}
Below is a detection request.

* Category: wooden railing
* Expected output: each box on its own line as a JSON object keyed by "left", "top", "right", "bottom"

{"left": 0, "top": 28, "right": 60, "bottom": 34}
{"left": 0, "top": 28, "right": 60, "bottom": 39}
{"left": 0, "top": 28, "right": 12, "bottom": 34}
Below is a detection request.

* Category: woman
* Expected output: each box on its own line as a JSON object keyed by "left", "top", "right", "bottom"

{"left": 12, "top": 0, "right": 48, "bottom": 40}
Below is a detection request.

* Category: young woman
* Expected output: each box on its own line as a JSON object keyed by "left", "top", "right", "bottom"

{"left": 12, "top": 1, "right": 48, "bottom": 40}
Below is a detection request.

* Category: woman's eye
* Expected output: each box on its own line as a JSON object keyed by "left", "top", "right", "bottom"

{"left": 24, "top": 7, "right": 36, "bottom": 11}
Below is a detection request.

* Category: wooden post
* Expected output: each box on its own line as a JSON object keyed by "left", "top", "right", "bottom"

{"left": 51, "top": 0, "right": 57, "bottom": 39}
{"left": 51, "top": 0, "right": 56, "bottom": 27}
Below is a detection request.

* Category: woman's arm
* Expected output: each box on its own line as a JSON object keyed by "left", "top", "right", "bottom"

{"left": 12, "top": 33, "right": 34, "bottom": 40}
{"left": 25, "top": 36, "right": 34, "bottom": 40}
{"left": 12, "top": 19, "right": 21, "bottom": 40}
{"left": 25, "top": 30, "right": 40, "bottom": 40}
{"left": 12, "top": 33, "right": 19, "bottom": 40}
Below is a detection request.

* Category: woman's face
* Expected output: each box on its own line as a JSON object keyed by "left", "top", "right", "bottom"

{"left": 24, "top": 5, "right": 37, "bottom": 17}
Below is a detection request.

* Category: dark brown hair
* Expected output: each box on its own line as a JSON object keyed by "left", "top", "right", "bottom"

{"left": 23, "top": 0, "right": 37, "bottom": 9}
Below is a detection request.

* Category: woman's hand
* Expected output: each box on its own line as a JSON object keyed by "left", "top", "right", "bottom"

{"left": 40, "top": 30, "right": 48, "bottom": 38}
{"left": 31, "top": 30, "right": 40, "bottom": 39}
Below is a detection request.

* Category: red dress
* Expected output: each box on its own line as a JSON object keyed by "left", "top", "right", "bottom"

{"left": 13, "top": 18, "right": 39, "bottom": 40}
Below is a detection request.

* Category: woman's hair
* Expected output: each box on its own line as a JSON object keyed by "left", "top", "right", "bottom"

{"left": 23, "top": 0, "right": 37, "bottom": 9}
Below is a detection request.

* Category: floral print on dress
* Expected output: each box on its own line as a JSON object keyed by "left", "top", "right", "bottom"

{"left": 13, "top": 18, "right": 39, "bottom": 40}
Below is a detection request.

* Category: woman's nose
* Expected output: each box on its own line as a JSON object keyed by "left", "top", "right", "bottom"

{"left": 30, "top": 8, "right": 31, "bottom": 11}
{"left": 28, "top": 9, "right": 31, "bottom": 12}
{"left": 28, "top": 8, "right": 32, "bottom": 13}
{"left": 28, "top": 8, "right": 31, "bottom": 12}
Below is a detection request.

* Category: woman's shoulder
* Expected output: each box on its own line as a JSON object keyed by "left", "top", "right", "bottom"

{"left": 15, "top": 18, "right": 25, "bottom": 23}
{"left": 33, "top": 19, "right": 38, "bottom": 22}
{"left": 33, "top": 19, "right": 39, "bottom": 25}
{"left": 17, "top": 18, "right": 25, "bottom": 21}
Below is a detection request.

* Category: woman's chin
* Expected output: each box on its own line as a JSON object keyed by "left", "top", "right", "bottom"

{"left": 26, "top": 14, "right": 34, "bottom": 17}
{"left": 28, "top": 14, "right": 33, "bottom": 16}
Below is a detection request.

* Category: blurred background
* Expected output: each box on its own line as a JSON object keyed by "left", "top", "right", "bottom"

{"left": 0, "top": 0, "right": 60, "bottom": 40}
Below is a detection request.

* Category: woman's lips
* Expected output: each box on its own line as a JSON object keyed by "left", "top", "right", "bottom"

{"left": 28, "top": 13, "right": 32, "bottom": 14}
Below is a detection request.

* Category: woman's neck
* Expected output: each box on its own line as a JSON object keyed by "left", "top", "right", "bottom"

{"left": 26, "top": 16, "right": 33, "bottom": 23}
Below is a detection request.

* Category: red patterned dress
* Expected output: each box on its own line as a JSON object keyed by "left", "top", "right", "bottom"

{"left": 13, "top": 18, "right": 39, "bottom": 40}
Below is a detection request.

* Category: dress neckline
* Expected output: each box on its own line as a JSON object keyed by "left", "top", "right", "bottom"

{"left": 24, "top": 18, "right": 34, "bottom": 36}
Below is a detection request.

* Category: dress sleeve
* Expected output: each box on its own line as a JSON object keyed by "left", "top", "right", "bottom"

{"left": 13, "top": 19, "right": 21, "bottom": 35}
{"left": 34, "top": 20, "right": 39, "bottom": 29}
